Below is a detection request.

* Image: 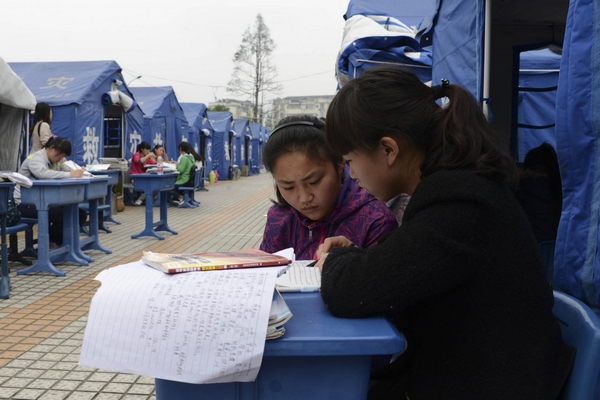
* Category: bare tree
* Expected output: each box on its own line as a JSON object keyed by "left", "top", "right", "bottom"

{"left": 227, "top": 14, "right": 282, "bottom": 123}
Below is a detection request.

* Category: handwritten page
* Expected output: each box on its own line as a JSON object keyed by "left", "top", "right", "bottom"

{"left": 79, "top": 261, "right": 279, "bottom": 384}
{"left": 275, "top": 260, "right": 321, "bottom": 292}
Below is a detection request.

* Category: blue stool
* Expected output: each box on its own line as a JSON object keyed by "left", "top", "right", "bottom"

{"left": 552, "top": 290, "right": 600, "bottom": 399}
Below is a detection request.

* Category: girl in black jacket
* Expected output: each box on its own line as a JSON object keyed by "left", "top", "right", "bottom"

{"left": 315, "top": 65, "right": 574, "bottom": 400}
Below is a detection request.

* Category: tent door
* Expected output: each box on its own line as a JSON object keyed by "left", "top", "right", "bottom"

{"left": 104, "top": 105, "right": 123, "bottom": 158}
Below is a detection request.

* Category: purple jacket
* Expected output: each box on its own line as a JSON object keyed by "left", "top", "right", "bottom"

{"left": 260, "top": 176, "right": 398, "bottom": 260}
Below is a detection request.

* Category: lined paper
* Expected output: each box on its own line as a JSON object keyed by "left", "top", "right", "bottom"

{"left": 79, "top": 261, "right": 279, "bottom": 384}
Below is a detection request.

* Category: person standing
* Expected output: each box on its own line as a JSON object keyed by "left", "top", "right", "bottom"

{"left": 30, "top": 102, "right": 54, "bottom": 153}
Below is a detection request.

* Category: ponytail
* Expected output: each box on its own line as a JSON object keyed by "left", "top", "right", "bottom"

{"left": 423, "top": 83, "right": 518, "bottom": 189}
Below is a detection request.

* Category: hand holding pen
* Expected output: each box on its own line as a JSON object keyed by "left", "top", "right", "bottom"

{"left": 309, "top": 237, "right": 357, "bottom": 271}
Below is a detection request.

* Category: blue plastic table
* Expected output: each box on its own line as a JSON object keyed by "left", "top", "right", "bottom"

{"left": 78, "top": 177, "right": 111, "bottom": 259}
{"left": 131, "top": 173, "right": 178, "bottom": 240}
{"left": 90, "top": 169, "right": 121, "bottom": 225}
{"left": 155, "top": 292, "right": 405, "bottom": 400}
{"left": 18, "top": 179, "right": 88, "bottom": 277}
{"left": 0, "top": 182, "right": 15, "bottom": 299}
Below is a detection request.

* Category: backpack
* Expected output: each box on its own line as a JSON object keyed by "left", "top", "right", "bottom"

{"left": 185, "top": 165, "right": 197, "bottom": 188}
{"left": 6, "top": 199, "right": 21, "bottom": 227}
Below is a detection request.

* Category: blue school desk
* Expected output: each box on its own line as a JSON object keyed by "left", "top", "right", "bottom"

{"left": 0, "top": 182, "right": 15, "bottom": 299}
{"left": 131, "top": 172, "right": 178, "bottom": 240}
{"left": 155, "top": 292, "right": 405, "bottom": 400}
{"left": 90, "top": 169, "right": 121, "bottom": 225}
{"left": 78, "top": 176, "right": 111, "bottom": 259}
{"left": 17, "top": 179, "right": 88, "bottom": 277}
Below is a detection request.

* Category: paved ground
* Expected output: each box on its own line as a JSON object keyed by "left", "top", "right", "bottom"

{"left": 0, "top": 172, "right": 275, "bottom": 400}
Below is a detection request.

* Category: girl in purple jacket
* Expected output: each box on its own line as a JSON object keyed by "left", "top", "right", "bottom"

{"left": 259, "top": 115, "right": 397, "bottom": 260}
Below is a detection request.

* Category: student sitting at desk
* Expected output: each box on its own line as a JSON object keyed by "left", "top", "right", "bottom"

{"left": 167, "top": 142, "right": 203, "bottom": 206}
{"left": 131, "top": 141, "right": 155, "bottom": 206}
{"left": 145, "top": 144, "right": 172, "bottom": 166}
{"left": 259, "top": 115, "right": 397, "bottom": 260}
{"left": 315, "top": 66, "right": 575, "bottom": 399}
{"left": 15, "top": 137, "right": 87, "bottom": 248}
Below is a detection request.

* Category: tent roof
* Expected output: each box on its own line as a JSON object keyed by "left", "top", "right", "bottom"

{"left": 344, "top": 0, "right": 436, "bottom": 28}
{"left": 0, "top": 57, "right": 36, "bottom": 110}
{"left": 249, "top": 122, "right": 262, "bottom": 139}
{"left": 129, "top": 86, "right": 186, "bottom": 120}
{"left": 207, "top": 111, "right": 233, "bottom": 133}
{"left": 520, "top": 48, "right": 562, "bottom": 71}
{"left": 233, "top": 118, "right": 249, "bottom": 136}
{"left": 8, "top": 60, "right": 122, "bottom": 106}
{"left": 180, "top": 102, "right": 212, "bottom": 131}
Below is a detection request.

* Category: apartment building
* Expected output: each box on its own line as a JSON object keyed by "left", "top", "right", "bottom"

{"left": 270, "top": 95, "right": 334, "bottom": 125}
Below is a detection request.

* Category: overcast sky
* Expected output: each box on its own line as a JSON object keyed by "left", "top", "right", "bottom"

{"left": 3, "top": 0, "right": 349, "bottom": 105}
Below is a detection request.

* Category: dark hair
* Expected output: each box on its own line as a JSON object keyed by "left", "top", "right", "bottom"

{"left": 325, "top": 65, "right": 518, "bottom": 189}
{"left": 522, "top": 143, "right": 562, "bottom": 230}
{"left": 179, "top": 142, "right": 203, "bottom": 162}
{"left": 263, "top": 114, "right": 343, "bottom": 207}
{"left": 152, "top": 144, "right": 164, "bottom": 153}
{"left": 30, "top": 102, "right": 52, "bottom": 133}
{"left": 136, "top": 141, "right": 151, "bottom": 153}
{"left": 44, "top": 136, "right": 72, "bottom": 156}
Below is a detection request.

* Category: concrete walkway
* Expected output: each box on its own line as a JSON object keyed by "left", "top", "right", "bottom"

{"left": 0, "top": 172, "right": 275, "bottom": 400}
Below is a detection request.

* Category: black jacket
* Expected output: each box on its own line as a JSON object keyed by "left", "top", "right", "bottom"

{"left": 320, "top": 170, "right": 574, "bottom": 400}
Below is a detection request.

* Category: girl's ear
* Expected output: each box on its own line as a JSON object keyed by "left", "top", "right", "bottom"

{"left": 380, "top": 136, "right": 400, "bottom": 166}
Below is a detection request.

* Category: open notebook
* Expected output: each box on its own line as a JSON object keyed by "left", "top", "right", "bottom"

{"left": 275, "top": 260, "right": 321, "bottom": 292}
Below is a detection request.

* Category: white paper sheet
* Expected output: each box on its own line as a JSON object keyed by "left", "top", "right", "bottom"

{"left": 275, "top": 260, "right": 321, "bottom": 292}
{"left": 79, "top": 261, "right": 279, "bottom": 384}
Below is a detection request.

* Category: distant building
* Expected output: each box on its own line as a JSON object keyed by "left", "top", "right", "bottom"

{"left": 271, "top": 95, "right": 335, "bottom": 125}
{"left": 208, "top": 99, "right": 254, "bottom": 120}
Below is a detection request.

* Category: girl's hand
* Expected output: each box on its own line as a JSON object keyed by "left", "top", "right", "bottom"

{"left": 70, "top": 169, "right": 85, "bottom": 178}
{"left": 314, "top": 253, "right": 328, "bottom": 272}
{"left": 316, "top": 236, "right": 354, "bottom": 259}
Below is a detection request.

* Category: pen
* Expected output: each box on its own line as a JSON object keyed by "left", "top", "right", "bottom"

{"left": 307, "top": 243, "right": 357, "bottom": 267}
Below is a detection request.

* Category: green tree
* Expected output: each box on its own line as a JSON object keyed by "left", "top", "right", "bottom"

{"left": 227, "top": 14, "right": 282, "bottom": 124}
{"left": 208, "top": 105, "right": 230, "bottom": 112}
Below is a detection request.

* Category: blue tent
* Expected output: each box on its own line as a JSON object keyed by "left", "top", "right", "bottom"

{"left": 553, "top": 0, "right": 600, "bottom": 311}
{"left": 248, "top": 123, "right": 262, "bottom": 175}
{"left": 0, "top": 57, "right": 36, "bottom": 171}
{"left": 207, "top": 111, "right": 234, "bottom": 180}
{"left": 233, "top": 118, "right": 250, "bottom": 171}
{"left": 9, "top": 60, "right": 142, "bottom": 166}
{"left": 259, "top": 125, "right": 267, "bottom": 170}
{"left": 514, "top": 48, "right": 561, "bottom": 162}
{"left": 129, "top": 87, "right": 188, "bottom": 163}
{"left": 181, "top": 103, "right": 213, "bottom": 180}
{"left": 336, "top": 0, "right": 434, "bottom": 87}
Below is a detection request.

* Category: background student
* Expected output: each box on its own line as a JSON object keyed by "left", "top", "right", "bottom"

{"left": 146, "top": 144, "right": 171, "bottom": 165}
{"left": 130, "top": 141, "right": 155, "bottom": 206}
{"left": 15, "top": 137, "right": 86, "bottom": 248}
{"left": 30, "top": 102, "right": 54, "bottom": 153}
{"left": 315, "top": 66, "right": 574, "bottom": 399}
{"left": 167, "top": 142, "right": 203, "bottom": 205}
{"left": 259, "top": 114, "right": 397, "bottom": 260}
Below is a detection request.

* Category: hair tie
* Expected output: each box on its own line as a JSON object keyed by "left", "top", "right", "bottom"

{"left": 270, "top": 121, "right": 315, "bottom": 136}
{"left": 431, "top": 78, "right": 450, "bottom": 100}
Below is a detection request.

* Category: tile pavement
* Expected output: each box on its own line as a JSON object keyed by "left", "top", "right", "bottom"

{"left": 0, "top": 172, "right": 276, "bottom": 399}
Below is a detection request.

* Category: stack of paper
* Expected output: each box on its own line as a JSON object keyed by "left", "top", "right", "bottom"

{"left": 0, "top": 171, "right": 32, "bottom": 188}
{"left": 267, "top": 289, "right": 293, "bottom": 340}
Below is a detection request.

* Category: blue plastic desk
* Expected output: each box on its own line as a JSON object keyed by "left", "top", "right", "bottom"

{"left": 78, "top": 177, "right": 111, "bottom": 259}
{"left": 0, "top": 182, "right": 15, "bottom": 299}
{"left": 155, "top": 292, "right": 405, "bottom": 400}
{"left": 18, "top": 179, "right": 88, "bottom": 277}
{"left": 90, "top": 169, "right": 121, "bottom": 225}
{"left": 131, "top": 173, "right": 178, "bottom": 240}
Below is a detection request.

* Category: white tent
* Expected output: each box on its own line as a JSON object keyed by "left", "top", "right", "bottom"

{"left": 0, "top": 57, "right": 36, "bottom": 171}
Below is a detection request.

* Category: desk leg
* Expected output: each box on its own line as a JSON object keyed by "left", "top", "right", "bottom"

{"left": 103, "top": 186, "right": 121, "bottom": 225}
{"left": 52, "top": 205, "right": 92, "bottom": 264}
{"left": 0, "top": 217, "right": 10, "bottom": 299}
{"left": 81, "top": 199, "right": 111, "bottom": 254}
{"left": 131, "top": 190, "right": 165, "bottom": 240}
{"left": 17, "top": 209, "right": 66, "bottom": 277}
{"left": 154, "top": 191, "right": 178, "bottom": 236}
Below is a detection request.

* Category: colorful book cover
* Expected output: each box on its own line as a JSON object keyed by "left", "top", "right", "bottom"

{"left": 142, "top": 248, "right": 292, "bottom": 274}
